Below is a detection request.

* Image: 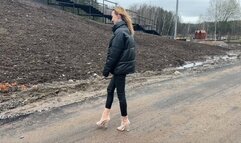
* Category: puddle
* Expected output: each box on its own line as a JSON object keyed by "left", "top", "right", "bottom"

{"left": 177, "top": 51, "right": 240, "bottom": 70}
{"left": 177, "top": 62, "right": 204, "bottom": 69}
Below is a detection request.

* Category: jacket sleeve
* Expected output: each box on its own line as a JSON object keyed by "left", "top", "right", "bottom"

{"left": 103, "top": 32, "right": 125, "bottom": 76}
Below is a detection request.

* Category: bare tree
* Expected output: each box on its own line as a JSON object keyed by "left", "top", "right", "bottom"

{"left": 207, "top": 0, "right": 241, "bottom": 39}
{"left": 208, "top": 0, "right": 240, "bottom": 22}
{"left": 129, "top": 4, "right": 177, "bottom": 36}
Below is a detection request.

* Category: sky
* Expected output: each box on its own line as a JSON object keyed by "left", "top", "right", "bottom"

{"left": 100, "top": 0, "right": 211, "bottom": 23}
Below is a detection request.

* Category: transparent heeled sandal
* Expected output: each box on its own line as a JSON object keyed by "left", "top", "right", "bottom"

{"left": 117, "top": 121, "right": 130, "bottom": 132}
{"left": 96, "top": 118, "right": 110, "bottom": 128}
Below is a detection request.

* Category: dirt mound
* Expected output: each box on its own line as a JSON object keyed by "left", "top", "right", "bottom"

{"left": 0, "top": 0, "right": 229, "bottom": 85}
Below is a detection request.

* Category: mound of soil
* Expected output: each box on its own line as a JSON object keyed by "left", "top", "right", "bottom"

{"left": 0, "top": 0, "right": 229, "bottom": 85}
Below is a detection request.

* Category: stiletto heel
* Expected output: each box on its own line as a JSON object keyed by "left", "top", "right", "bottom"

{"left": 104, "top": 120, "right": 109, "bottom": 128}
{"left": 126, "top": 124, "right": 130, "bottom": 132}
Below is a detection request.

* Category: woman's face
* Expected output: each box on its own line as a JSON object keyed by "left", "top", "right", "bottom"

{"left": 111, "top": 11, "right": 122, "bottom": 25}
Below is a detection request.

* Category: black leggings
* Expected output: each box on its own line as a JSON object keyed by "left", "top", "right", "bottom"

{"left": 105, "top": 74, "right": 127, "bottom": 116}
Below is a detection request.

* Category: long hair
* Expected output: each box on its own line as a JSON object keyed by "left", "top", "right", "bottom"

{"left": 113, "top": 7, "right": 135, "bottom": 36}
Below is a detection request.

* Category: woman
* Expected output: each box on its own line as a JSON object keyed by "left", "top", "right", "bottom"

{"left": 96, "top": 6, "right": 136, "bottom": 132}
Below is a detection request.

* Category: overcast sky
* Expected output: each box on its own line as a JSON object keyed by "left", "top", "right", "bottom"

{"left": 100, "top": 0, "right": 241, "bottom": 23}
{"left": 101, "top": 0, "right": 211, "bottom": 23}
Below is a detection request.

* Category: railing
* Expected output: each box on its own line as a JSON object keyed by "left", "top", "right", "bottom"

{"left": 126, "top": 9, "right": 156, "bottom": 31}
{"left": 46, "top": 0, "right": 158, "bottom": 34}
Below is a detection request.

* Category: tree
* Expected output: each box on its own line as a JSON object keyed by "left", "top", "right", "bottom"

{"left": 208, "top": 0, "right": 241, "bottom": 22}
{"left": 129, "top": 4, "right": 177, "bottom": 36}
{"left": 207, "top": 0, "right": 241, "bottom": 39}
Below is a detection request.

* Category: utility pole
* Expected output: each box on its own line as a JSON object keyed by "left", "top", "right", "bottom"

{"left": 103, "top": 0, "right": 105, "bottom": 23}
{"left": 214, "top": 0, "right": 217, "bottom": 41}
{"left": 174, "top": 0, "right": 179, "bottom": 40}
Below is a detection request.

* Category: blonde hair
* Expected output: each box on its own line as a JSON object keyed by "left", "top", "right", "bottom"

{"left": 114, "top": 7, "right": 135, "bottom": 36}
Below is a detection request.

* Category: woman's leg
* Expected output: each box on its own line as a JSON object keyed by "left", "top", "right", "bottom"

{"left": 115, "top": 74, "right": 127, "bottom": 116}
{"left": 115, "top": 74, "right": 130, "bottom": 131}
{"left": 105, "top": 76, "right": 116, "bottom": 109}
{"left": 97, "top": 76, "right": 116, "bottom": 127}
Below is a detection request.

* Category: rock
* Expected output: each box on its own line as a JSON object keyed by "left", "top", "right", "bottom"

{"left": 57, "top": 98, "right": 62, "bottom": 102}
{"left": 176, "top": 59, "right": 185, "bottom": 66}
{"left": 93, "top": 73, "right": 98, "bottom": 77}
{"left": 174, "top": 71, "right": 181, "bottom": 75}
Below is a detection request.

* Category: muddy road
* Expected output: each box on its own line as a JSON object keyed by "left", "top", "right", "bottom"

{"left": 0, "top": 62, "right": 241, "bottom": 143}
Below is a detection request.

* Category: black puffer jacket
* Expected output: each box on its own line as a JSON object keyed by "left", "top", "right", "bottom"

{"left": 103, "top": 21, "right": 136, "bottom": 77}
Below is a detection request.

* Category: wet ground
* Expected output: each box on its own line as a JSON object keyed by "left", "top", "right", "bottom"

{"left": 1, "top": 0, "right": 241, "bottom": 142}
{"left": 1, "top": 0, "right": 241, "bottom": 121}
{"left": 1, "top": 51, "right": 240, "bottom": 121}
{"left": 0, "top": 60, "right": 241, "bottom": 143}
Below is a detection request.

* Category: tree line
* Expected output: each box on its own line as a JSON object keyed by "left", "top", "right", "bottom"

{"left": 129, "top": 0, "right": 241, "bottom": 39}
{"left": 129, "top": 4, "right": 177, "bottom": 36}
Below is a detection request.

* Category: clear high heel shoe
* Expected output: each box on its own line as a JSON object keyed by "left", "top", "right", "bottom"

{"left": 117, "top": 120, "right": 130, "bottom": 132}
{"left": 96, "top": 118, "right": 110, "bottom": 128}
